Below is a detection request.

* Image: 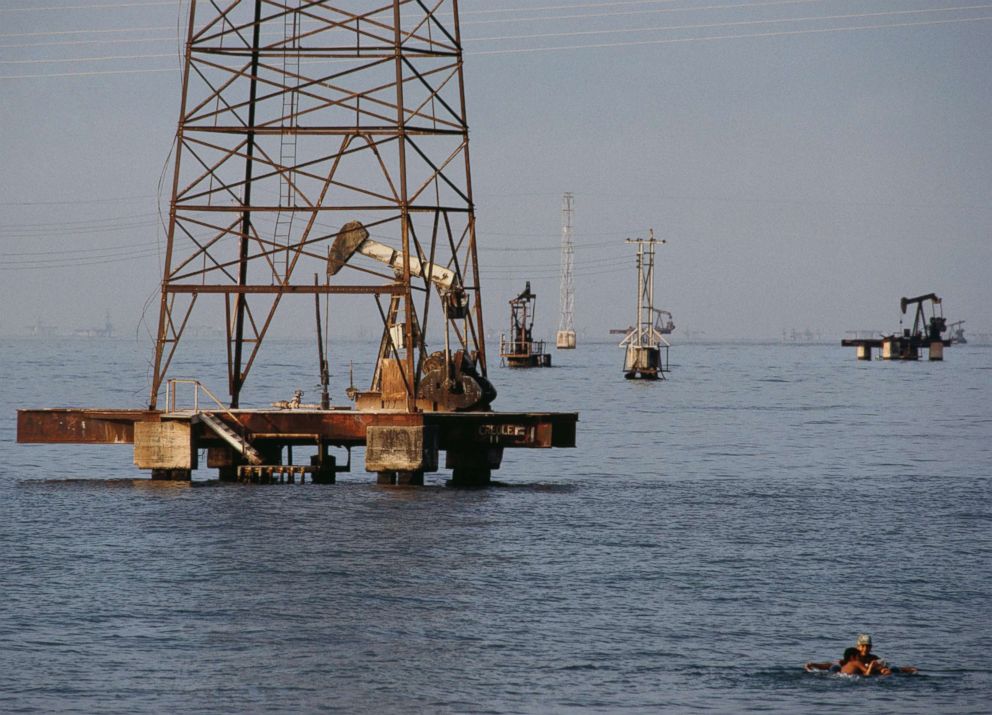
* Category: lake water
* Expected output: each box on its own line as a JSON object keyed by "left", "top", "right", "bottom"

{"left": 1, "top": 337, "right": 990, "bottom": 713}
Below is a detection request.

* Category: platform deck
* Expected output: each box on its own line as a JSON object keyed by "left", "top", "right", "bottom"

{"left": 17, "top": 408, "right": 577, "bottom": 450}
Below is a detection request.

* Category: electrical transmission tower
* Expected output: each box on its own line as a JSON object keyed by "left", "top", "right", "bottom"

{"left": 556, "top": 192, "right": 576, "bottom": 349}
{"left": 149, "top": 0, "right": 491, "bottom": 412}
{"left": 619, "top": 230, "right": 670, "bottom": 379}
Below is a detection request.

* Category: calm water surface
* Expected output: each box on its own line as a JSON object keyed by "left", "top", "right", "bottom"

{"left": 1, "top": 337, "right": 990, "bottom": 713}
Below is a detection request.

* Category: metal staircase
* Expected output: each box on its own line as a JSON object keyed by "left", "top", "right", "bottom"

{"left": 193, "top": 412, "right": 264, "bottom": 465}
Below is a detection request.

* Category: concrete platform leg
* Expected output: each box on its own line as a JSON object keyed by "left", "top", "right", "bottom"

{"left": 857, "top": 344, "right": 872, "bottom": 360}
{"left": 151, "top": 468, "right": 191, "bottom": 481}
{"left": 365, "top": 425, "right": 438, "bottom": 484}
{"left": 377, "top": 470, "right": 425, "bottom": 486}
{"left": 135, "top": 421, "right": 196, "bottom": 479}
{"left": 446, "top": 447, "right": 503, "bottom": 488}
{"left": 449, "top": 466, "right": 491, "bottom": 488}
{"left": 311, "top": 451, "right": 337, "bottom": 484}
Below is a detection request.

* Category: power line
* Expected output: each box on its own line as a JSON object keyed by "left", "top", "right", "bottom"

{"left": 14, "top": 2, "right": 983, "bottom": 47}
{"left": 0, "top": 194, "right": 157, "bottom": 207}
{"left": 2, "top": 12, "right": 987, "bottom": 78}
{"left": 467, "top": 4, "right": 992, "bottom": 42}
{"left": 471, "top": 14, "right": 992, "bottom": 55}
{"left": 2, "top": 239, "right": 159, "bottom": 257}
{"left": 0, "top": 66, "right": 177, "bottom": 79}
{"left": 0, "top": 1, "right": 176, "bottom": 13}
{"left": 1, "top": 217, "right": 159, "bottom": 239}
{"left": 0, "top": 35, "right": 175, "bottom": 50}
{"left": 0, "top": 25, "right": 173, "bottom": 40}
{"left": 482, "top": 263, "right": 630, "bottom": 279}
{"left": 483, "top": 256, "right": 631, "bottom": 272}
{"left": 461, "top": 0, "right": 834, "bottom": 27}
{"left": 1, "top": 210, "right": 158, "bottom": 227}
{"left": 0, "top": 52, "right": 175, "bottom": 65}
{"left": 0, "top": 246, "right": 160, "bottom": 270}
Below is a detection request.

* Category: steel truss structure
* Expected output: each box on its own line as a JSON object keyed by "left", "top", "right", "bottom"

{"left": 150, "top": 0, "right": 486, "bottom": 410}
{"left": 556, "top": 192, "right": 575, "bottom": 349}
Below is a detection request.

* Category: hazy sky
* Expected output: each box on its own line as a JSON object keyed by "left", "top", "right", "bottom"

{"left": 2, "top": 0, "right": 990, "bottom": 344}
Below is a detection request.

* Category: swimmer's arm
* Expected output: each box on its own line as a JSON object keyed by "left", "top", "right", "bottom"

{"left": 866, "top": 660, "right": 893, "bottom": 676}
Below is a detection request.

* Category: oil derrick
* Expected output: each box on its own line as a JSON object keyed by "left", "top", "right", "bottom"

{"left": 556, "top": 192, "right": 576, "bottom": 349}
{"left": 18, "top": 0, "right": 577, "bottom": 486}
{"left": 620, "top": 230, "right": 670, "bottom": 379}
{"left": 149, "top": 0, "right": 490, "bottom": 412}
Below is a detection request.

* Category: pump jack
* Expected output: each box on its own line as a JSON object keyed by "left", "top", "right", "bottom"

{"left": 842, "top": 293, "right": 951, "bottom": 360}
{"left": 499, "top": 282, "right": 552, "bottom": 367}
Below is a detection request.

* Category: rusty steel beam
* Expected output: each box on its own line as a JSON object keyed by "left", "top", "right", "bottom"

{"left": 165, "top": 284, "right": 404, "bottom": 295}
{"left": 162, "top": 205, "right": 472, "bottom": 213}
{"left": 17, "top": 408, "right": 578, "bottom": 450}
{"left": 17, "top": 409, "right": 160, "bottom": 444}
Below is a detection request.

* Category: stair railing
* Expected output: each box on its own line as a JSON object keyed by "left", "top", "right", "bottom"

{"left": 164, "top": 378, "right": 253, "bottom": 448}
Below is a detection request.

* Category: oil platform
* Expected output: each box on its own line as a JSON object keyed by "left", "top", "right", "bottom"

{"left": 619, "top": 231, "right": 670, "bottom": 379}
{"left": 841, "top": 293, "right": 950, "bottom": 360}
{"left": 948, "top": 320, "right": 967, "bottom": 344}
{"left": 499, "top": 282, "right": 552, "bottom": 367}
{"left": 17, "top": 1, "right": 576, "bottom": 486}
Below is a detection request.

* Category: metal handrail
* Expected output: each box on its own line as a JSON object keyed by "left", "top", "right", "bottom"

{"left": 164, "top": 379, "right": 249, "bottom": 440}
{"left": 499, "top": 335, "right": 546, "bottom": 357}
{"left": 166, "top": 378, "right": 221, "bottom": 413}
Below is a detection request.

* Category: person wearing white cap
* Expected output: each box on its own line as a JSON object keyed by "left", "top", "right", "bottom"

{"left": 805, "top": 634, "right": 918, "bottom": 675}
{"left": 840, "top": 634, "right": 888, "bottom": 675}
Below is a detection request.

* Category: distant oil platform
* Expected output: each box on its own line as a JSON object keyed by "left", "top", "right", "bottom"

{"left": 842, "top": 293, "right": 952, "bottom": 360}
{"left": 72, "top": 313, "right": 114, "bottom": 338}
{"left": 781, "top": 328, "right": 823, "bottom": 343}
{"left": 22, "top": 314, "right": 114, "bottom": 338}
{"left": 499, "top": 282, "right": 552, "bottom": 368}
{"left": 948, "top": 320, "right": 967, "bottom": 344}
{"left": 611, "top": 311, "right": 675, "bottom": 338}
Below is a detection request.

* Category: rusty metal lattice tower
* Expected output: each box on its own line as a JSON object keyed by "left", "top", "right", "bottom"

{"left": 150, "top": 0, "right": 488, "bottom": 411}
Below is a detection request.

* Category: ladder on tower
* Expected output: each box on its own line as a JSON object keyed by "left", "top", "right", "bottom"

{"left": 273, "top": 3, "right": 301, "bottom": 279}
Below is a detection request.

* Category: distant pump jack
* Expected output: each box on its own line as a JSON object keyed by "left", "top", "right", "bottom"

{"left": 500, "top": 282, "right": 552, "bottom": 368}
{"left": 841, "top": 293, "right": 951, "bottom": 361}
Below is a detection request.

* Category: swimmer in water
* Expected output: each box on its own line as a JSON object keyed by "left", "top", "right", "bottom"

{"left": 805, "top": 634, "right": 918, "bottom": 675}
